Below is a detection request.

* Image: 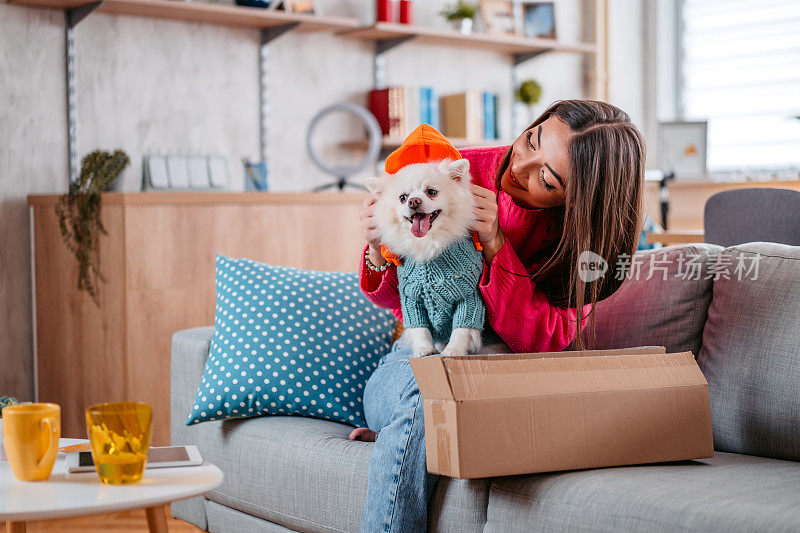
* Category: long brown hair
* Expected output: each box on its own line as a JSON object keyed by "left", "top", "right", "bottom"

{"left": 495, "top": 100, "right": 645, "bottom": 349}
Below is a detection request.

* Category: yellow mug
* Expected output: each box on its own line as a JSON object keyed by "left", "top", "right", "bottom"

{"left": 2, "top": 403, "right": 61, "bottom": 482}
{"left": 86, "top": 401, "right": 152, "bottom": 485}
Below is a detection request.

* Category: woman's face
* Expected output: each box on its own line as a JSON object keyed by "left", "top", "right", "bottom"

{"left": 500, "top": 116, "right": 573, "bottom": 209}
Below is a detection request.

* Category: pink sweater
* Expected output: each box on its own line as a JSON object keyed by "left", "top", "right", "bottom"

{"left": 359, "top": 145, "right": 583, "bottom": 353}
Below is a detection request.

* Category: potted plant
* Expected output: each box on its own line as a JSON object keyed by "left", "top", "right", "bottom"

{"left": 440, "top": 0, "right": 477, "bottom": 34}
{"left": 0, "top": 396, "right": 21, "bottom": 451}
{"left": 515, "top": 78, "right": 543, "bottom": 125}
{"left": 55, "top": 149, "right": 130, "bottom": 305}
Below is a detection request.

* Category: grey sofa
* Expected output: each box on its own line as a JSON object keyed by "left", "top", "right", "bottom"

{"left": 170, "top": 242, "right": 800, "bottom": 532}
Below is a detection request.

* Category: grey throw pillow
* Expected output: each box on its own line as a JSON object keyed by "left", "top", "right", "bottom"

{"left": 697, "top": 242, "right": 800, "bottom": 461}
{"left": 587, "top": 244, "right": 722, "bottom": 354}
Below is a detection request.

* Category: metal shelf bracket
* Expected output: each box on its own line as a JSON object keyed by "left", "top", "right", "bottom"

{"left": 373, "top": 36, "right": 414, "bottom": 88}
{"left": 375, "top": 35, "right": 415, "bottom": 55}
{"left": 259, "top": 23, "right": 298, "bottom": 168}
{"left": 261, "top": 23, "right": 300, "bottom": 45}
{"left": 65, "top": 1, "right": 104, "bottom": 182}
{"left": 66, "top": 1, "right": 103, "bottom": 28}
{"left": 512, "top": 50, "right": 546, "bottom": 66}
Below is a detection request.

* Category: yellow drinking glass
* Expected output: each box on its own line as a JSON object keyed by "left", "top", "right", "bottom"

{"left": 86, "top": 401, "right": 152, "bottom": 485}
{"left": 2, "top": 403, "right": 60, "bottom": 481}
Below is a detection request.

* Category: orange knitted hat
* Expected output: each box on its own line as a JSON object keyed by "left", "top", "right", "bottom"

{"left": 384, "top": 124, "right": 462, "bottom": 174}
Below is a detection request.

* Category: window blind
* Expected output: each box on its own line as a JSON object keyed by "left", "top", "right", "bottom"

{"left": 681, "top": 0, "right": 800, "bottom": 172}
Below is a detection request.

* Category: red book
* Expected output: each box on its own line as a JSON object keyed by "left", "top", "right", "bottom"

{"left": 369, "top": 88, "right": 401, "bottom": 136}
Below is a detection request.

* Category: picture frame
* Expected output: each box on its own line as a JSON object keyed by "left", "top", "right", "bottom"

{"left": 188, "top": 157, "right": 210, "bottom": 188}
{"left": 283, "top": 0, "right": 315, "bottom": 14}
{"left": 521, "top": 1, "right": 556, "bottom": 39}
{"left": 208, "top": 156, "right": 229, "bottom": 189}
{"left": 166, "top": 156, "right": 190, "bottom": 189}
{"left": 142, "top": 154, "right": 228, "bottom": 191}
{"left": 657, "top": 121, "right": 708, "bottom": 181}
{"left": 480, "top": 0, "right": 516, "bottom": 35}
{"left": 144, "top": 155, "right": 169, "bottom": 189}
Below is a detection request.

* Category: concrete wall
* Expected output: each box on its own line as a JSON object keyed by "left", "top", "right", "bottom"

{"left": 0, "top": 0, "right": 638, "bottom": 399}
{"left": 76, "top": 15, "right": 261, "bottom": 191}
{"left": 1, "top": 6, "right": 67, "bottom": 402}
{"left": 608, "top": 0, "right": 645, "bottom": 130}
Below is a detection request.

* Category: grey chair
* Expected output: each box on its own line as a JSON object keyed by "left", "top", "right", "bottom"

{"left": 704, "top": 188, "right": 800, "bottom": 247}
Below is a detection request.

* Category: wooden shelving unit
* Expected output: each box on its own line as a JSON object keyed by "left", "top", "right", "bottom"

{"left": 336, "top": 22, "right": 597, "bottom": 151}
{"left": 338, "top": 22, "right": 596, "bottom": 63}
{"left": 7, "top": 0, "right": 359, "bottom": 177}
{"left": 8, "top": 0, "right": 360, "bottom": 31}
{"left": 8, "top": 0, "right": 600, "bottom": 171}
{"left": 9, "top": 0, "right": 595, "bottom": 55}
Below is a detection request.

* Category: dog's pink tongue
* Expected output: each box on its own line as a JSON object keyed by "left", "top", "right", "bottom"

{"left": 411, "top": 213, "right": 432, "bottom": 238}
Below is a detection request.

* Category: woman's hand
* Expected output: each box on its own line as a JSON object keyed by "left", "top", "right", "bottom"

{"left": 359, "top": 196, "right": 386, "bottom": 267}
{"left": 472, "top": 184, "right": 506, "bottom": 263}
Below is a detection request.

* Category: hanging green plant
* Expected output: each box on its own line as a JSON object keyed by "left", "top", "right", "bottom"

{"left": 515, "top": 79, "right": 543, "bottom": 106}
{"left": 55, "top": 149, "right": 130, "bottom": 305}
{"left": 0, "top": 396, "right": 20, "bottom": 416}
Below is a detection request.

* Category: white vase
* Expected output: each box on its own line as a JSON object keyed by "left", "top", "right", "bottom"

{"left": 451, "top": 18, "right": 473, "bottom": 35}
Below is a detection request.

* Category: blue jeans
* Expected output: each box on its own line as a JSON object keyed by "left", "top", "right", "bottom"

{"left": 359, "top": 338, "right": 439, "bottom": 532}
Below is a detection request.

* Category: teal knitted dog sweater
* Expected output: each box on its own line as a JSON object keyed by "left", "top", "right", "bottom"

{"left": 397, "top": 236, "right": 485, "bottom": 344}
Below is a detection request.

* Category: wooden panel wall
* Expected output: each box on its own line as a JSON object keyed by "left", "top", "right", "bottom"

{"left": 32, "top": 203, "right": 128, "bottom": 440}
{"left": 30, "top": 193, "right": 367, "bottom": 444}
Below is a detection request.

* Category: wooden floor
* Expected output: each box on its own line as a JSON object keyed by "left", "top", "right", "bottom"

{"left": 2, "top": 507, "right": 203, "bottom": 532}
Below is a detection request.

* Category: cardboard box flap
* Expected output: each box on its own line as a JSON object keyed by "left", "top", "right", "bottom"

{"left": 408, "top": 354, "right": 454, "bottom": 400}
{"left": 440, "top": 351, "right": 706, "bottom": 401}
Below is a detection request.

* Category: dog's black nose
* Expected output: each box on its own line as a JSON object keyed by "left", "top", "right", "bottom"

{"left": 408, "top": 197, "right": 422, "bottom": 209}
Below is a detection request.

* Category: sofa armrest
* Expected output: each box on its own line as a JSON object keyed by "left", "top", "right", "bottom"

{"left": 170, "top": 326, "right": 213, "bottom": 529}
{"left": 170, "top": 326, "right": 213, "bottom": 442}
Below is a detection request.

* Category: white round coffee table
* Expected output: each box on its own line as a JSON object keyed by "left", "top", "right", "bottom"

{"left": 1, "top": 439, "right": 223, "bottom": 532}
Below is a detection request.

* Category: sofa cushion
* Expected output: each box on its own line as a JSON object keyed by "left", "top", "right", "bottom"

{"left": 588, "top": 243, "right": 722, "bottom": 354}
{"left": 185, "top": 414, "right": 489, "bottom": 532}
{"left": 187, "top": 256, "right": 395, "bottom": 428}
{"left": 484, "top": 452, "right": 800, "bottom": 532}
{"left": 697, "top": 242, "right": 800, "bottom": 461}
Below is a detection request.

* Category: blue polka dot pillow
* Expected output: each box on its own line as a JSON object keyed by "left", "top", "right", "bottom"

{"left": 186, "top": 256, "right": 395, "bottom": 427}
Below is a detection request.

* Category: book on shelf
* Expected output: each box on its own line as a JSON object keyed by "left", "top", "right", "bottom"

{"left": 369, "top": 87, "right": 402, "bottom": 136}
{"left": 369, "top": 87, "right": 499, "bottom": 144}
{"left": 441, "top": 91, "right": 483, "bottom": 140}
{"left": 483, "top": 91, "right": 498, "bottom": 141}
{"left": 419, "top": 87, "right": 439, "bottom": 130}
{"left": 368, "top": 86, "right": 440, "bottom": 138}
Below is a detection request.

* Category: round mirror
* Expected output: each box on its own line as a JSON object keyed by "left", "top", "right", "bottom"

{"left": 306, "top": 102, "right": 382, "bottom": 191}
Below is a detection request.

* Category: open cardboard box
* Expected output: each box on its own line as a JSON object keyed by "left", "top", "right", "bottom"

{"left": 409, "top": 347, "right": 714, "bottom": 479}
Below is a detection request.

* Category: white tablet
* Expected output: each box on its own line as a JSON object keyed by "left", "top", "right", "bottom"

{"left": 65, "top": 445, "right": 203, "bottom": 473}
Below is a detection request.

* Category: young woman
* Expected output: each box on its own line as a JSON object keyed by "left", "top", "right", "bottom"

{"left": 354, "top": 100, "right": 645, "bottom": 532}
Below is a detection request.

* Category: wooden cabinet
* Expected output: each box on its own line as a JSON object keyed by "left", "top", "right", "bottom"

{"left": 642, "top": 179, "right": 800, "bottom": 230}
{"left": 28, "top": 192, "right": 367, "bottom": 444}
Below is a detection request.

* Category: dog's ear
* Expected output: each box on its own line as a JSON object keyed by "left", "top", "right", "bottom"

{"left": 365, "top": 176, "right": 384, "bottom": 196}
{"left": 448, "top": 159, "right": 471, "bottom": 183}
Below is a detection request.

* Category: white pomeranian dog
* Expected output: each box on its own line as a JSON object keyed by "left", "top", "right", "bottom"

{"left": 366, "top": 158, "right": 485, "bottom": 357}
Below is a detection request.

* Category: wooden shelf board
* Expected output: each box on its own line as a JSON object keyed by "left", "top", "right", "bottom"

{"left": 338, "top": 22, "right": 596, "bottom": 56}
{"left": 340, "top": 136, "right": 512, "bottom": 151}
{"left": 7, "top": 0, "right": 360, "bottom": 31}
